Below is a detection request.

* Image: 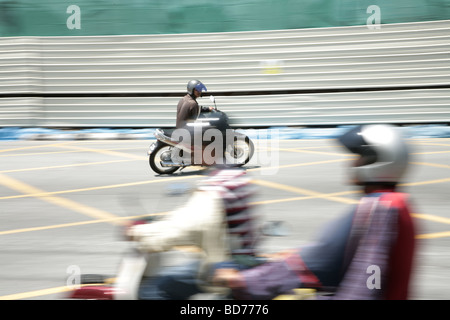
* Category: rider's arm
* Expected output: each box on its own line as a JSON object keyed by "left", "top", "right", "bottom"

{"left": 213, "top": 255, "right": 304, "bottom": 300}
{"left": 128, "top": 190, "right": 229, "bottom": 260}
{"left": 200, "top": 106, "right": 214, "bottom": 112}
{"left": 212, "top": 210, "right": 357, "bottom": 299}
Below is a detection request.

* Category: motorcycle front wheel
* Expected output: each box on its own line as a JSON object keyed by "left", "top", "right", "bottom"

{"left": 226, "top": 136, "right": 254, "bottom": 166}
{"left": 149, "top": 144, "right": 180, "bottom": 175}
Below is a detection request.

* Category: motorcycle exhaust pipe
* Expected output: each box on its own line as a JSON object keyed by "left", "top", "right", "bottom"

{"left": 160, "top": 160, "right": 184, "bottom": 167}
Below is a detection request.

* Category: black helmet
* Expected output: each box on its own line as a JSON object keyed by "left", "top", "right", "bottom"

{"left": 187, "top": 80, "right": 207, "bottom": 95}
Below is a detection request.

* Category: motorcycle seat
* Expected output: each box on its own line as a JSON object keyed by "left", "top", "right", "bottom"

{"left": 160, "top": 128, "right": 176, "bottom": 137}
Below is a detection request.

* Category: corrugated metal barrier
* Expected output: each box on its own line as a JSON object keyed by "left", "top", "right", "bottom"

{"left": 1, "top": 20, "right": 449, "bottom": 128}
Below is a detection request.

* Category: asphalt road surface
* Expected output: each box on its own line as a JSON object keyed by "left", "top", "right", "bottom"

{"left": 0, "top": 136, "right": 449, "bottom": 300}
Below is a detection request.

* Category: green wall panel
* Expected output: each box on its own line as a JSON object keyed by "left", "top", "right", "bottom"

{"left": 0, "top": 0, "right": 449, "bottom": 36}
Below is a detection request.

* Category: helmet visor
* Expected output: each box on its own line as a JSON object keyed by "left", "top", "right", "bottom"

{"left": 195, "top": 82, "right": 207, "bottom": 93}
{"left": 338, "top": 125, "right": 378, "bottom": 166}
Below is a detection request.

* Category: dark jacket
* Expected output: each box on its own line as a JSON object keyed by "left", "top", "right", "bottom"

{"left": 176, "top": 94, "right": 203, "bottom": 128}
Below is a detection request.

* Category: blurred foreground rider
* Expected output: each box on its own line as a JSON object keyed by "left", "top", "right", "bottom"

{"left": 213, "top": 124, "right": 418, "bottom": 300}
{"left": 127, "top": 168, "right": 262, "bottom": 299}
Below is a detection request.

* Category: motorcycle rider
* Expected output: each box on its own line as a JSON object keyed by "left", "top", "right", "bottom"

{"left": 176, "top": 79, "right": 213, "bottom": 129}
{"left": 213, "top": 124, "right": 418, "bottom": 300}
{"left": 127, "top": 167, "right": 263, "bottom": 299}
{"left": 174, "top": 79, "right": 221, "bottom": 165}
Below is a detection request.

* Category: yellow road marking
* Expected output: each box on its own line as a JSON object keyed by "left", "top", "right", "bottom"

{"left": 0, "top": 159, "right": 137, "bottom": 174}
{"left": 0, "top": 159, "right": 349, "bottom": 201}
{"left": 0, "top": 146, "right": 146, "bottom": 158}
{"left": 252, "top": 179, "right": 358, "bottom": 205}
{"left": 293, "top": 146, "right": 337, "bottom": 150}
{"left": 0, "top": 149, "right": 82, "bottom": 158}
{"left": 264, "top": 145, "right": 450, "bottom": 158}
{"left": 0, "top": 278, "right": 116, "bottom": 300}
{"left": 409, "top": 141, "right": 450, "bottom": 147}
{"left": 249, "top": 158, "right": 351, "bottom": 172}
{"left": 0, "top": 189, "right": 359, "bottom": 237}
{"left": 410, "top": 162, "right": 450, "bottom": 169}
{"left": 1, "top": 138, "right": 449, "bottom": 300}
{"left": 400, "top": 177, "right": 450, "bottom": 187}
{"left": 250, "top": 191, "right": 359, "bottom": 207}
{"left": 412, "top": 150, "right": 450, "bottom": 155}
{"left": 0, "top": 230, "right": 445, "bottom": 300}
{"left": 0, "top": 177, "right": 449, "bottom": 300}
{"left": 0, "top": 175, "right": 201, "bottom": 201}
{"left": 1, "top": 191, "right": 447, "bottom": 238}
{"left": 55, "top": 144, "right": 146, "bottom": 161}
{"left": 0, "top": 212, "right": 166, "bottom": 236}
{"left": 251, "top": 180, "right": 450, "bottom": 231}
{"left": 416, "top": 231, "right": 450, "bottom": 240}
{"left": 0, "top": 143, "right": 449, "bottom": 233}
{"left": 411, "top": 213, "right": 450, "bottom": 225}
{"left": 0, "top": 142, "right": 72, "bottom": 153}
{"left": 0, "top": 173, "right": 125, "bottom": 226}
{"left": 277, "top": 148, "right": 354, "bottom": 157}
{"left": 0, "top": 285, "right": 74, "bottom": 300}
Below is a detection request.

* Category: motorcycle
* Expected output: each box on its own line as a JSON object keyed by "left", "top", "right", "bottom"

{"left": 66, "top": 215, "right": 202, "bottom": 300}
{"left": 148, "top": 96, "right": 255, "bottom": 175}
{"left": 65, "top": 189, "right": 289, "bottom": 300}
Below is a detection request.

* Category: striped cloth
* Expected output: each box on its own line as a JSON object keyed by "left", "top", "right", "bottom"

{"left": 332, "top": 195, "right": 399, "bottom": 300}
{"left": 199, "top": 168, "right": 260, "bottom": 257}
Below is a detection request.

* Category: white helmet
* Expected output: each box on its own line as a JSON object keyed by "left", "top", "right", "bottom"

{"left": 338, "top": 124, "right": 410, "bottom": 185}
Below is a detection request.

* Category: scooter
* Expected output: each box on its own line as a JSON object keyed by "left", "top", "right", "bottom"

{"left": 65, "top": 215, "right": 163, "bottom": 300}
{"left": 65, "top": 195, "right": 289, "bottom": 300}
{"left": 148, "top": 96, "right": 255, "bottom": 175}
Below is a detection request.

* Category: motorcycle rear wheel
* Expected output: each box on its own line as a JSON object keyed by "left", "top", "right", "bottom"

{"left": 149, "top": 144, "right": 180, "bottom": 175}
